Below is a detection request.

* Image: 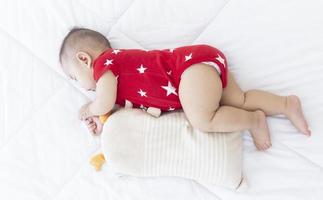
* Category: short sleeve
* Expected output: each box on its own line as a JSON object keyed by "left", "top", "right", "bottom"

{"left": 93, "top": 50, "right": 119, "bottom": 82}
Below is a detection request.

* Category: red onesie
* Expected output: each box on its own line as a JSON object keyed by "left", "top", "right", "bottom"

{"left": 93, "top": 44, "right": 228, "bottom": 112}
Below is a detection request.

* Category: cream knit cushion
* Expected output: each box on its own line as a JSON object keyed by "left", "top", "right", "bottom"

{"left": 101, "top": 108, "right": 244, "bottom": 190}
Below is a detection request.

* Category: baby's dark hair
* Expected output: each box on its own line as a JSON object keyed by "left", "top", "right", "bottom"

{"left": 59, "top": 27, "right": 111, "bottom": 64}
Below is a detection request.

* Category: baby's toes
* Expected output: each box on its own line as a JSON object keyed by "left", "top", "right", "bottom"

{"left": 255, "top": 144, "right": 262, "bottom": 150}
{"left": 259, "top": 145, "right": 266, "bottom": 151}
{"left": 255, "top": 142, "right": 271, "bottom": 151}
{"left": 263, "top": 142, "right": 271, "bottom": 150}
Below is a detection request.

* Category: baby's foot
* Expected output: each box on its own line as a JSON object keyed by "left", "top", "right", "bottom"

{"left": 250, "top": 110, "right": 271, "bottom": 151}
{"left": 285, "top": 95, "right": 311, "bottom": 136}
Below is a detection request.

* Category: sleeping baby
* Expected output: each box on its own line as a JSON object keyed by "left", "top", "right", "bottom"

{"left": 59, "top": 27, "right": 311, "bottom": 151}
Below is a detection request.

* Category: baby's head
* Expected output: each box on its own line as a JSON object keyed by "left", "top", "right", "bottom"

{"left": 59, "top": 27, "right": 111, "bottom": 90}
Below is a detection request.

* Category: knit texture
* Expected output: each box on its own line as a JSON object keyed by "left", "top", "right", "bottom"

{"left": 101, "top": 108, "right": 243, "bottom": 189}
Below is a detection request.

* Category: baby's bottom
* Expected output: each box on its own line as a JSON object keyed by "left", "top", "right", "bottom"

{"left": 178, "top": 63, "right": 311, "bottom": 150}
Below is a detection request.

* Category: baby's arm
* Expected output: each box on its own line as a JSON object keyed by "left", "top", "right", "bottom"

{"left": 79, "top": 71, "right": 117, "bottom": 120}
{"left": 89, "top": 71, "right": 117, "bottom": 115}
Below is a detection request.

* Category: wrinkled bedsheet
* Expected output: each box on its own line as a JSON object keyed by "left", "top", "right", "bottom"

{"left": 0, "top": 0, "right": 323, "bottom": 199}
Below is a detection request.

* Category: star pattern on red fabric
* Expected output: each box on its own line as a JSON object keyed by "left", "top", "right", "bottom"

{"left": 137, "top": 64, "right": 147, "bottom": 73}
{"left": 215, "top": 54, "right": 225, "bottom": 67}
{"left": 108, "top": 49, "right": 180, "bottom": 110}
{"left": 185, "top": 53, "right": 192, "bottom": 61}
{"left": 161, "top": 81, "right": 178, "bottom": 96}
{"left": 168, "top": 107, "right": 175, "bottom": 111}
{"left": 112, "top": 49, "right": 121, "bottom": 55}
{"left": 104, "top": 59, "right": 113, "bottom": 66}
{"left": 138, "top": 89, "right": 147, "bottom": 97}
{"left": 96, "top": 46, "right": 227, "bottom": 112}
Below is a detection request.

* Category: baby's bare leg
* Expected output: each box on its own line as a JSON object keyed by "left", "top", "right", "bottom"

{"left": 220, "top": 71, "right": 311, "bottom": 136}
{"left": 179, "top": 63, "right": 271, "bottom": 150}
{"left": 220, "top": 72, "right": 287, "bottom": 115}
{"left": 204, "top": 106, "right": 271, "bottom": 150}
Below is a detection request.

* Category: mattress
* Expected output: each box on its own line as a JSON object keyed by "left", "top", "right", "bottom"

{"left": 0, "top": 0, "right": 323, "bottom": 199}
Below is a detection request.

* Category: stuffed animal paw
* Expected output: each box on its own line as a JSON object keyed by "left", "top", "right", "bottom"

{"left": 89, "top": 112, "right": 113, "bottom": 171}
{"left": 124, "top": 99, "right": 161, "bottom": 118}
{"left": 90, "top": 153, "right": 106, "bottom": 171}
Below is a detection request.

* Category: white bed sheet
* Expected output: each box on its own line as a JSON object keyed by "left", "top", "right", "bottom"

{"left": 0, "top": 0, "right": 323, "bottom": 199}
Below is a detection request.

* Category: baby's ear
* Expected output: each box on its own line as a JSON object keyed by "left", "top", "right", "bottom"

{"left": 76, "top": 51, "right": 92, "bottom": 68}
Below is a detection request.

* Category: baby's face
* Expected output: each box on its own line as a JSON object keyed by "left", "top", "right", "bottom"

{"left": 63, "top": 59, "right": 96, "bottom": 91}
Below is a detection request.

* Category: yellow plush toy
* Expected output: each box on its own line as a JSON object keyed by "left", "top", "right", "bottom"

{"left": 99, "top": 112, "right": 111, "bottom": 123}
{"left": 90, "top": 104, "right": 160, "bottom": 171}
{"left": 90, "top": 153, "right": 106, "bottom": 171}
{"left": 90, "top": 112, "right": 112, "bottom": 171}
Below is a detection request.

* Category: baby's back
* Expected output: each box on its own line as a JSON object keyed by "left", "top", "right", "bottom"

{"left": 93, "top": 44, "right": 225, "bottom": 112}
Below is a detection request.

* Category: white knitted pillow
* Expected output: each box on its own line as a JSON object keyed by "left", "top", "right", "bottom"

{"left": 101, "top": 108, "right": 244, "bottom": 190}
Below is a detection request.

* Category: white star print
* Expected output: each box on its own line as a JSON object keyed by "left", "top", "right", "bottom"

{"left": 161, "top": 81, "right": 178, "bottom": 96}
{"left": 104, "top": 59, "right": 113, "bottom": 66}
{"left": 137, "top": 64, "right": 147, "bottom": 74}
{"left": 185, "top": 53, "right": 192, "bottom": 61}
{"left": 168, "top": 107, "right": 175, "bottom": 111}
{"left": 112, "top": 49, "right": 121, "bottom": 55}
{"left": 167, "top": 70, "right": 172, "bottom": 75}
{"left": 138, "top": 89, "right": 147, "bottom": 97}
{"left": 216, "top": 54, "right": 225, "bottom": 67}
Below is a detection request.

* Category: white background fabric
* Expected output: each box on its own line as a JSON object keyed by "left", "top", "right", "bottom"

{"left": 0, "top": 0, "right": 323, "bottom": 199}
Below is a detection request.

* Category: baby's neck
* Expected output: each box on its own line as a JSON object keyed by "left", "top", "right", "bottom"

{"left": 92, "top": 47, "right": 112, "bottom": 62}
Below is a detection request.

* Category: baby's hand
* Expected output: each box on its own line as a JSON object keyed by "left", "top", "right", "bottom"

{"left": 79, "top": 102, "right": 92, "bottom": 121}
{"left": 84, "top": 116, "right": 103, "bottom": 136}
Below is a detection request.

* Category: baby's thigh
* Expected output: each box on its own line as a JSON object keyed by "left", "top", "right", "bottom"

{"left": 178, "top": 63, "right": 222, "bottom": 128}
